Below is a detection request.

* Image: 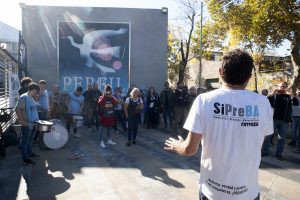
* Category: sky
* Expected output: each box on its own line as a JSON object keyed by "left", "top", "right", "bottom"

{"left": 0, "top": 0, "right": 180, "bottom": 30}
{"left": 0, "top": 0, "right": 291, "bottom": 56}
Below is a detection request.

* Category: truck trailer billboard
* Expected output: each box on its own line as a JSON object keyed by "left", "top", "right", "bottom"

{"left": 58, "top": 22, "right": 130, "bottom": 93}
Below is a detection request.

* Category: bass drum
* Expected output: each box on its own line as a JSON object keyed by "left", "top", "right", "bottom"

{"left": 43, "top": 120, "right": 68, "bottom": 149}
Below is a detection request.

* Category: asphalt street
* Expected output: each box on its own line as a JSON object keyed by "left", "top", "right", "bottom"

{"left": 0, "top": 124, "right": 300, "bottom": 200}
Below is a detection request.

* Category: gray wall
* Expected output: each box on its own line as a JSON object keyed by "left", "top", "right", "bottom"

{"left": 22, "top": 5, "right": 168, "bottom": 92}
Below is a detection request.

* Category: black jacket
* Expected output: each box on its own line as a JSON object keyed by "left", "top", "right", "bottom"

{"left": 174, "top": 89, "right": 189, "bottom": 107}
{"left": 268, "top": 94, "right": 299, "bottom": 122}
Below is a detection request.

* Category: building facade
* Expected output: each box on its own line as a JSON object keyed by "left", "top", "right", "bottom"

{"left": 21, "top": 5, "right": 168, "bottom": 93}
{"left": 0, "top": 22, "right": 19, "bottom": 60}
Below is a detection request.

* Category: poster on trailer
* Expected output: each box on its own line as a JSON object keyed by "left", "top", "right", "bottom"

{"left": 58, "top": 22, "right": 130, "bottom": 93}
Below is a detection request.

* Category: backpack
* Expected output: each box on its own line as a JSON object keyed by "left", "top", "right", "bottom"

{"left": 127, "top": 97, "right": 141, "bottom": 117}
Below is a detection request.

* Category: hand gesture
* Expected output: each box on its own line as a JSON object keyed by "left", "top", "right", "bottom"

{"left": 164, "top": 135, "right": 184, "bottom": 152}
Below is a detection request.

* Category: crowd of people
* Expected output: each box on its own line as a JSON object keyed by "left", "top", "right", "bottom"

{"left": 14, "top": 74, "right": 210, "bottom": 164}
{"left": 14, "top": 72, "right": 300, "bottom": 165}
{"left": 13, "top": 49, "right": 300, "bottom": 199}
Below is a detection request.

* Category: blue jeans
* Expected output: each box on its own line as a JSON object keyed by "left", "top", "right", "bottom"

{"left": 127, "top": 116, "right": 139, "bottom": 141}
{"left": 98, "top": 126, "right": 112, "bottom": 142}
{"left": 292, "top": 116, "right": 300, "bottom": 144}
{"left": 66, "top": 113, "right": 79, "bottom": 134}
{"left": 20, "top": 126, "right": 35, "bottom": 160}
{"left": 263, "top": 120, "right": 288, "bottom": 155}
{"left": 199, "top": 193, "right": 260, "bottom": 200}
{"left": 92, "top": 105, "right": 100, "bottom": 129}
{"left": 114, "top": 110, "right": 126, "bottom": 131}
{"left": 162, "top": 106, "right": 173, "bottom": 127}
{"left": 86, "top": 105, "right": 94, "bottom": 128}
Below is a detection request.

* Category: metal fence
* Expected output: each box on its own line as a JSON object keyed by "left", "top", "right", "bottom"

{"left": 0, "top": 48, "right": 19, "bottom": 132}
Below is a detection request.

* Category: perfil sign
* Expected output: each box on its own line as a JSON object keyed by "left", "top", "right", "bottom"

{"left": 58, "top": 22, "right": 130, "bottom": 92}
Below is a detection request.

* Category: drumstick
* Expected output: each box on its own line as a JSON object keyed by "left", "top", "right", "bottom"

{"left": 67, "top": 152, "right": 79, "bottom": 159}
{"left": 67, "top": 152, "right": 78, "bottom": 158}
{"left": 69, "top": 154, "right": 85, "bottom": 160}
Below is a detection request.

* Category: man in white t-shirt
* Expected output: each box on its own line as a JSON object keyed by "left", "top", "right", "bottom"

{"left": 164, "top": 49, "right": 273, "bottom": 200}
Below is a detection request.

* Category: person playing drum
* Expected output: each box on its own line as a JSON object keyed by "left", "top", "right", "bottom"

{"left": 66, "top": 86, "right": 84, "bottom": 138}
{"left": 15, "top": 82, "right": 40, "bottom": 165}
{"left": 36, "top": 80, "right": 49, "bottom": 120}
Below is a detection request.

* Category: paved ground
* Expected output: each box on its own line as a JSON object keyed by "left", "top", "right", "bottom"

{"left": 0, "top": 124, "right": 300, "bottom": 200}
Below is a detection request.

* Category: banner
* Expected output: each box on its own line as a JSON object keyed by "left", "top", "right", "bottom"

{"left": 8, "top": 72, "right": 19, "bottom": 108}
{"left": 58, "top": 22, "right": 130, "bottom": 93}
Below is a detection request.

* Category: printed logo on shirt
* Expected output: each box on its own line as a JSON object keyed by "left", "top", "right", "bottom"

{"left": 213, "top": 102, "right": 259, "bottom": 126}
{"left": 206, "top": 178, "right": 248, "bottom": 196}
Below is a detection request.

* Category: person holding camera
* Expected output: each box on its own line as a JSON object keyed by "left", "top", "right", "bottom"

{"left": 98, "top": 85, "right": 118, "bottom": 148}
{"left": 66, "top": 86, "right": 84, "bottom": 138}
{"left": 262, "top": 82, "right": 299, "bottom": 160}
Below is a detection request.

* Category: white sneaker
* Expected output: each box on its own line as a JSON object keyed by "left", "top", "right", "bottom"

{"left": 100, "top": 141, "right": 106, "bottom": 148}
{"left": 74, "top": 133, "right": 80, "bottom": 138}
{"left": 107, "top": 139, "right": 116, "bottom": 145}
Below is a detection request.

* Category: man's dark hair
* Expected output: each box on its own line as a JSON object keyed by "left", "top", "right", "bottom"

{"left": 221, "top": 49, "right": 254, "bottom": 85}
{"left": 28, "top": 82, "right": 39, "bottom": 91}
{"left": 20, "top": 77, "right": 33, "bottom": 87}
{"left": 76, "top": 86, "right": 83, "bottom": 92}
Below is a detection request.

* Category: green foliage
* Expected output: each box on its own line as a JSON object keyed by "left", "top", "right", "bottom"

{"left": 167, "top": 29, "right": 181, "bottom": 82}
{"left": 167, "top": 0, "right": 202, "bottom": 83}
{"left": 206, "top": 0, "right": 300, "bottom": 91}
{"left": 205, "top": 0, "right": 300, "bottom": 50}
{"left": 192, "top": 20, "right": 226, "bottom": 59}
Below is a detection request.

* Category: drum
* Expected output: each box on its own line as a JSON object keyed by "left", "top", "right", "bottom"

{"left": 73, "top": 115, "right": 84, "bottom": 127}
{"left": 34, "top": 120, "right": 54, "bottom": 132}
{"left": 43, "top": 120, "right": 68, "bottom": 149}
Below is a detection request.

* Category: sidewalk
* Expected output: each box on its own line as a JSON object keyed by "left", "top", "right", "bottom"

{"left": 0, "top": 124, "right": 299, "bottom": 200}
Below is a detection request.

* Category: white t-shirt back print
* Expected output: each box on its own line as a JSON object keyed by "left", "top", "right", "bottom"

{"left": 184, "top": 88, "right": 273, "bottom": 200}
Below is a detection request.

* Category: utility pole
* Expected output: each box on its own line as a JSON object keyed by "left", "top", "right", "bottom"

{"left": 198, "top": 1, "right": 203, "bottom": 88}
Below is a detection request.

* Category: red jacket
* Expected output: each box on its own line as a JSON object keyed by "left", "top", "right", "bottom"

{"left": 98, "top": 95, "right": 117, "bottom": 127}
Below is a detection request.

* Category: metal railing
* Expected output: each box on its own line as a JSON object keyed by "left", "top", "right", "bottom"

{"left": 0, "top": 48, "right": 19, "bottom": 132}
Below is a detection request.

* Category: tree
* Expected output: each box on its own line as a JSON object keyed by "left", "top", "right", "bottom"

{"left": 175, "top": 0, "right": 201, "bottom": 83}
{"left": 192, "top": 20, "right": 226, "bottom": 87}
{"left": 206, "top": 0, "right": 300, "bottom": 93}
{"left": 167, "top": 28, "right": 181, "bottom": 83}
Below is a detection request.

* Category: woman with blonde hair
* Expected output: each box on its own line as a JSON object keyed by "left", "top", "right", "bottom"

{"left": 124, "top": 87, "right": 144, "bottom": 146}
